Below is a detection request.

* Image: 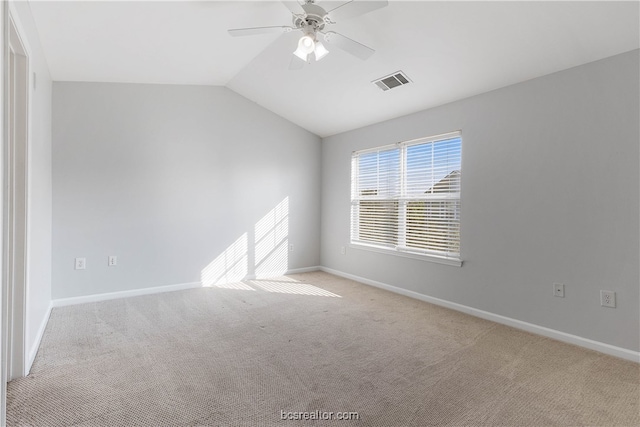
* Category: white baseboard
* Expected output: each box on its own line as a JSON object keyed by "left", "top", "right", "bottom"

{"left": 51, "top": 281, "right": 202, "bottom": 308}
{"left": 286, "top": 266, "right": 321, "bottom": 274}
{"left": 319, "top": 266, "right": 640, "bottom": 363}
{"left": 49, "top": 265, "right": 636, "bottom": 362}
{"left": 251, "top": 266, "right": 322, "bottom": 280}
{"left": 26, "top": 301, "right": 53, "bottom": 375}
{"left": 50, "top": 266, "right": 322, "bottom": 308}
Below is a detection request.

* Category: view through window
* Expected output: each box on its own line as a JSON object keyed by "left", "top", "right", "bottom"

{"left": 350, "top": 132, "right": 462, "bottom": 262}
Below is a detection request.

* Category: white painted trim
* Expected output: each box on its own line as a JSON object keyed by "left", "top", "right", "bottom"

{"left": 350, "top": 243, "right": 462, "bottom": 267}
{"left": 48, "top": 265, "right": 638, "bottom": 362}
{"left": 0, "top": 0, "right": 7, "bottom": 423}
{"left": 51, "top": 268, "right": 322, "bottom": 308}
{"left": 10, "top": 0, "right": 33, "bottom": 381}
{"left": 51, "top": 281, "right": 202, "bottom": 308}
{"left": 319, "top": 266, "right": 640, "bottom": 363}
{"left": 26, "top": 301, "right": 51, "bottom": 374}
{"left": 286, "top": 266, "right": 320, "bottom": 274}
{"left": 5, "top": 5, "right": 32, "bottom": 381}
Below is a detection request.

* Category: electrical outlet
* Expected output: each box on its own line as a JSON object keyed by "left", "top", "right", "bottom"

{"left": 75, "top": 257, "right": 86, "bottom": 270}
{"left": 108, "top": 256, "right": 117, "bottom": 266}
{"left": 289, "top": 244, "right": 294, "bottom": 252}
{"left": 341, "top": 246, "right": 346, "bottom": 255}
{"left": 553, "top": 283, "right": 564, "bottom": 298}
{"left": 600, "top": 290, "right": 616, "bottom": 308}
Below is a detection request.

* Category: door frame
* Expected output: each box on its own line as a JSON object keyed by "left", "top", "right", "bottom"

{"left": 0, "top": 2, "right": 5, "bottom": 423}
{"left": 2, "top": 1, "right": 31, "bottom": 403}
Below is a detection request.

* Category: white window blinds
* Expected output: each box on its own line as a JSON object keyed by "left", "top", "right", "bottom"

{"left": 351, "top": 132, "right": 462, "bottom": 262}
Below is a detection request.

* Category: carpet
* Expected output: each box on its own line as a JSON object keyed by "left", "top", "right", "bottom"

{"left": 7, "top": 271, "right": 640, "bottom": 426}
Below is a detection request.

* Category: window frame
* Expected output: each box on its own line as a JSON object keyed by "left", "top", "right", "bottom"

{"left": 350, "top": 131, "right": 463, "bottom": 267}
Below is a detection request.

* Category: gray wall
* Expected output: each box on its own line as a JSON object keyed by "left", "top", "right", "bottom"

{"left": 321, "top": 50, "right": 640, "bottom": 352}
{"left": 53, "top": 83, "right": 321, "bottom": 299}
{"left": 12, "top": 1, "right": 54, "bottom": 365}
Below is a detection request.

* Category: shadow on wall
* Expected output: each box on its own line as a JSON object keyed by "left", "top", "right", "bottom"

{"left": 200, "top": 197, "right": 290, "bottom": 286}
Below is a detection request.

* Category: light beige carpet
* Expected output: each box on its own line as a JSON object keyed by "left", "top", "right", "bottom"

{"left": 7, "top": 271, "right": 639, "bottom": 426}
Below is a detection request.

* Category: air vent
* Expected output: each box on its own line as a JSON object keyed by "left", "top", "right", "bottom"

{"left": 373, "top": 71, "right": 411, "bottom": 91}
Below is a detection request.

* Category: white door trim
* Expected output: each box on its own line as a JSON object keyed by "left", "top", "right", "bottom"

{"left": 0, "top": 2, "right": 6, "bottom": 425}
{"left": 3, "top": 4, "right": 31, "bottom": 389}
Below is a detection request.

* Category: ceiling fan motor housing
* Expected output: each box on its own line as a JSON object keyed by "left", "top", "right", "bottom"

{"left": 293, "top": 3, "right": 328, "bottom": 34}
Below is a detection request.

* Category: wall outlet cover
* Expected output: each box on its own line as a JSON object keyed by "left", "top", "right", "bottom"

{"left": 553, "top": 283, "right": 564, "bottom": 298}
{"left": 600, "top": 290, "right": 616, "bottom": 308}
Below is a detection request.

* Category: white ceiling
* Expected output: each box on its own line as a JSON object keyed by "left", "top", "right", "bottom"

{"left": 28, "top": 1, "right": 639, "bottom": 137}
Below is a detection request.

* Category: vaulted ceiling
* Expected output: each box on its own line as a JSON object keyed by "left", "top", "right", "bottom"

{"left": 28, "top": 1, "right": 639, "bottom": 137}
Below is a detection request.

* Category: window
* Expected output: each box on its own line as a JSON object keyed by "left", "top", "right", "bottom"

{"left": 350, "top": 131, "right": 462, "bottom": 265}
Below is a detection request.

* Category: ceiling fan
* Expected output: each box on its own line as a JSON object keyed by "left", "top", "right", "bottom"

{"left": 228, "top": 0, "right": 388, "bottom": 69}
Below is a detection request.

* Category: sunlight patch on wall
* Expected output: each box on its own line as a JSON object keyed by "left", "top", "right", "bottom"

{"left": 255, "top": 197, "right": 289, "bottom": 278}
{"left": 256, "top": 240, "right": 289, "bottom": 279}
{"left": 201, "top": 233, "right": 249, "bottom": 287}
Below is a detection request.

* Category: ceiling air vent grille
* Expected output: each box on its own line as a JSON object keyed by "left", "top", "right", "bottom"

{"left": 373, "top": 71, "right": 411, "bottom": 91}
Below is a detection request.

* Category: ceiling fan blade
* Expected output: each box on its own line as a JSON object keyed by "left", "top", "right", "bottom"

{"left": 326, "top": 0, "right": 388, "bottom": 21}
{"left": 321, "top": 31, "right": 375, "bottom": 60}
{"left": 282, "top": 1, "right": 305, "bottom": 15}
{"left": 228, "top": 26, "right": 293, "bottom": 37}
{"left": 289, "top": 55, "right": 306, "bottom": 71}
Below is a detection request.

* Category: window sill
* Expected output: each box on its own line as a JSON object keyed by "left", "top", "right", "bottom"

{"left": 349, "top": 242, "right": 463, "bottom": 267}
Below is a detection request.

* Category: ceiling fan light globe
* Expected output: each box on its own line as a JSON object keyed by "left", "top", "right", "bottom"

{"left": 293, "top": 48, "right": 308, "bottom": 61}
{"left": 314, "top": 41, "right": 329, "bottom": 61}
{"left": 298, "top": 35, "right": 316, "bottom": 54}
